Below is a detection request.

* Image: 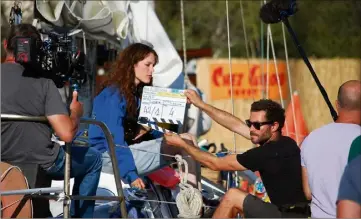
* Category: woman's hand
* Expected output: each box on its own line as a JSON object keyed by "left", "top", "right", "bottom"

{"left": 131, "top": 178, "right": 145, "bottom": 189}
{"left": 133, "top": 125, "right": 151, "bottom": 141}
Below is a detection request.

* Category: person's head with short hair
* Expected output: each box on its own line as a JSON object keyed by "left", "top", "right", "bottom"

{"left": 335, "top": 80, "right": 361, "bottom": 124}
{"left": 246, "top": 99, "right": 285, "bottom": 145}
{"left": 337, "top": 80, "right": 361, "bottom": 111}
{"left": 3, "top": 23, "right": 41, "bottom": 57}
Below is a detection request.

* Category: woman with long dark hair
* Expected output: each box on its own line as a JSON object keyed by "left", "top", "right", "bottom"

{"left": 88, "top": 43, "right": 201, "bottom": 189}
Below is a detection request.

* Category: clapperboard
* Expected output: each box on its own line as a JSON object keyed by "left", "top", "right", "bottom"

{"left": 138, "top": 86, "right": 187, "bottom": 133}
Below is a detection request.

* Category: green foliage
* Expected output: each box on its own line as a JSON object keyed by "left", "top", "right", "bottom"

{"left": 154, "top": 0, "right": 361, "bottom": 58}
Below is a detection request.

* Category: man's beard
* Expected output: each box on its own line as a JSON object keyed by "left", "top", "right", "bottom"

{"left": 250, "top": 132, "right": 270, "bottom": 145}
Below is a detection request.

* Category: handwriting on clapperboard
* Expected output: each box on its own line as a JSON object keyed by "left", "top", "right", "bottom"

{"left": 143, "top": 105, "right": 175, "bottom": 117}
{"left": 138, "top": 87, "right": 186, "bottom": 133}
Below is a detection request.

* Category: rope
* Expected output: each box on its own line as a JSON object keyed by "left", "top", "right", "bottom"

{"left": 282, "top": 23, "right": 299, "bottom": 144}
{"left": 266, "top": 24, "right": 270, "bottom": 99}
{"left": 180, "top": 0, "right": 190, "bottom": 88}
{"left": 261, "top": 0, "right": 290, "bottom": 135}
{"left": 239, "top": 0, "right": 254, "bottom": 101}
{"left": 260, "top": 0, "right": 265, "bottom": 99}
{"left": 115, "top": 144, "right": 190, "bottom": 159}
{"left": 174, "top": 155, "right": 203, "bottom": 218}
{"left": 267, "top": 23, "right": 289, "bottom": 135}
{"left": 0, "top": 165, "right": 32, "bottom": 211}
{"left": 225, "top": 0, "right": 239, "bottom": 190}
{"left": 1, "top": 193, "right": 34, "bottom": 211}
{"left": 225, "top": 0, "right": 237, "bottom": 165}
{"left": 130, "top": 198, "right": 216, "bottom": 208}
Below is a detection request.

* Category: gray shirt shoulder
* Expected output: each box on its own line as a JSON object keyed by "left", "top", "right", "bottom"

{"left": 1, "top": 63, "right": 68, "bottom": 169}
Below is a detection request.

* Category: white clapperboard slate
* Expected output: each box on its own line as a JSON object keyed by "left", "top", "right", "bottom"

{"left": 138, "top": 86, "right": 187, "bottom": 133}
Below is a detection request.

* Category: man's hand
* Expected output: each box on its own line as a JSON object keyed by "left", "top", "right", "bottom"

{"left": 48, "top": 91, "right": 84, "bottom": 143}
{"left": 69, "top": 91, "right": 83, "bottom": 118}
{"left": 164, "top": 132, "right": 188, "bottom": 148}
{"left": 131, "top": 178, "right": 145, "bottom": 189}
{"left": 133, "top": 125, "right": 151, "bottom": 141}
{"left": 184, "top": 89, "right": 204, "bottom": 107}
{"left": 184, "top": 89, "right": 250, "bottom": 139}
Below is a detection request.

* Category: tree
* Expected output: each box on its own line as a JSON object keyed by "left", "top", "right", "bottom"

{"left": 154, "top": 0, "right": 361, "bottom": 58}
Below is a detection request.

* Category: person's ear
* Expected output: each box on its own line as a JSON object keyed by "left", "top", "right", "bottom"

{"left": 335, "top": 100, "right": 341, "bottom": 112}
{"left": 271, "top": 122, "right": 280, "bottom": 133}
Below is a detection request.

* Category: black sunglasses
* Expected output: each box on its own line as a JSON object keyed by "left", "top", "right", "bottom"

{"left": 245, "top": 119, "right": 274, "bottom": 130}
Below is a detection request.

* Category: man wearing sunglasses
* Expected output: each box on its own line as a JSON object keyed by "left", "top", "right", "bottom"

{"left": 164, "top": 90, "right": 309, "bottom": 218}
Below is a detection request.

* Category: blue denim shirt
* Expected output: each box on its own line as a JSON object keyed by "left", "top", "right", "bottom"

{"left": 88, "top": 86, "right": 162, "bottom": 184}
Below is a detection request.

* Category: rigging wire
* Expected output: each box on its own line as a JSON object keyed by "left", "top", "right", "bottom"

{"left": 268, "top": 24, "right": 289, "bottom": 135}
{"left": 225, "top": 0, "right": 238, "bottom": 159}
{"left": 282, "top": 23, "right": 299, "bottom": 143}
{"left": 260, "top": 0, "right": 265, "bottom": 99}
{"left": 239, "top": 0, "right": 255, "bottom": 101}
{"left": 263, "top": 0, "right": 270, "bottom": 99}
{"left": 180, "top": 0, "right": 189, "bottom": 88}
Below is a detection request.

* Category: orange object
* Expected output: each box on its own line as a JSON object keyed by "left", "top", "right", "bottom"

{"left": 240, "top": 180, "right": 249, "bottom": 192}
{"left": 147, "top": 166, "right": 180, "bottom": 189}
{"left": 1, "top": 162, "right": 32, "bottom": 218}
{"left": 248, "top": 185, "right": 254, "bottom": 194}
{"left": 282, "top": 91, "right": 309, "bottom": 146}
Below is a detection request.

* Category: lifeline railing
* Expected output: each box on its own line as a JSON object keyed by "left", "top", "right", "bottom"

{"left": 0, "top": 114, "right": 128, "bottom": 218}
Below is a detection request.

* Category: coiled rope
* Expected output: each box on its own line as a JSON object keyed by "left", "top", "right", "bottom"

{"left": 174, "top": 155, "right": 203, "bottom": 218}
{"left": 114, "top": 144, "right": 203, "bottom": 217}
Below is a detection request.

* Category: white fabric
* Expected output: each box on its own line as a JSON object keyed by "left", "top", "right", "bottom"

{"left": 35, "top": 1, "right": 65, "bottom": 27}
{"left": 100, "top": 1, "right": 130, "bottom": 38}
{"left": 34, "top": 0, "right": 130, "bottom": 39}
{"left": 185, "top": 82, "right": 212, "bottom": 137}
{"left": 185, "top": 59, "right": 197, "bottom": 75}
{"left": 301, "top": 122, "right": 361, "bottom": 218}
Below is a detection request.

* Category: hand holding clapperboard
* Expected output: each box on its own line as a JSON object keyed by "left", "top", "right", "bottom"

{"left": 137, "top": 86, "right": 187, "bottom": 133}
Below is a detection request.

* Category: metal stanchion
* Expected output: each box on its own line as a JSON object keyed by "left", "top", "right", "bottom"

{"left": 63, "top": 142, "right": 71, "bottom": 218}
{"left": 1, "top": 114, "right": 128, "bottom": 218}
{"left": 80, "top": 118, "right": 128, "bottom": 218}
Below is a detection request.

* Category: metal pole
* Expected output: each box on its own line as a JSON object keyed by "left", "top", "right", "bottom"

{"left": 31, "top": 195, "right": 124, "bottom": 202}
{"left": 0, "top": 187, "right": 64, "bottom": 196}
{"left": 1, "top": 114, "right": 48, "bottom": 123}
{"left": 80, "top": 118, "right": 128, "bottom": 218}
{"left": 63, "top": 142, "right": 71, "bottom": 218}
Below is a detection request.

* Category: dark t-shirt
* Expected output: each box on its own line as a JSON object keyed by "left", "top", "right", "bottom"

{"left": 1, "top": 63, "right": 68, "bottom": 169}
{"left": 337, "top": 155, "right": 361, "bottom": 205}
{"left": 348, "top": 135, "right": 361, "bottom": 163}
{"left": 237, "top": 136, "right": 307, "bottom": 207}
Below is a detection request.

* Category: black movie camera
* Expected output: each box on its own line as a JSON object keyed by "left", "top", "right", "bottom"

{"left": 14, "top": 29, "right": 87, "bottom": 90}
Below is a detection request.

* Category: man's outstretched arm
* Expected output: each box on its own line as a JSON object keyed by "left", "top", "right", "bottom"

{"left": 185, "top": 89, "right": 250, "bottom": 139}
{"left": 164, "top": 133, "right": 247, "bottom": 172}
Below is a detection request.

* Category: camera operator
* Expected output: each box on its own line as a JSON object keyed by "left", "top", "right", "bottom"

{"left": 1, "top": 24, "right": 102, "bottom": 218}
